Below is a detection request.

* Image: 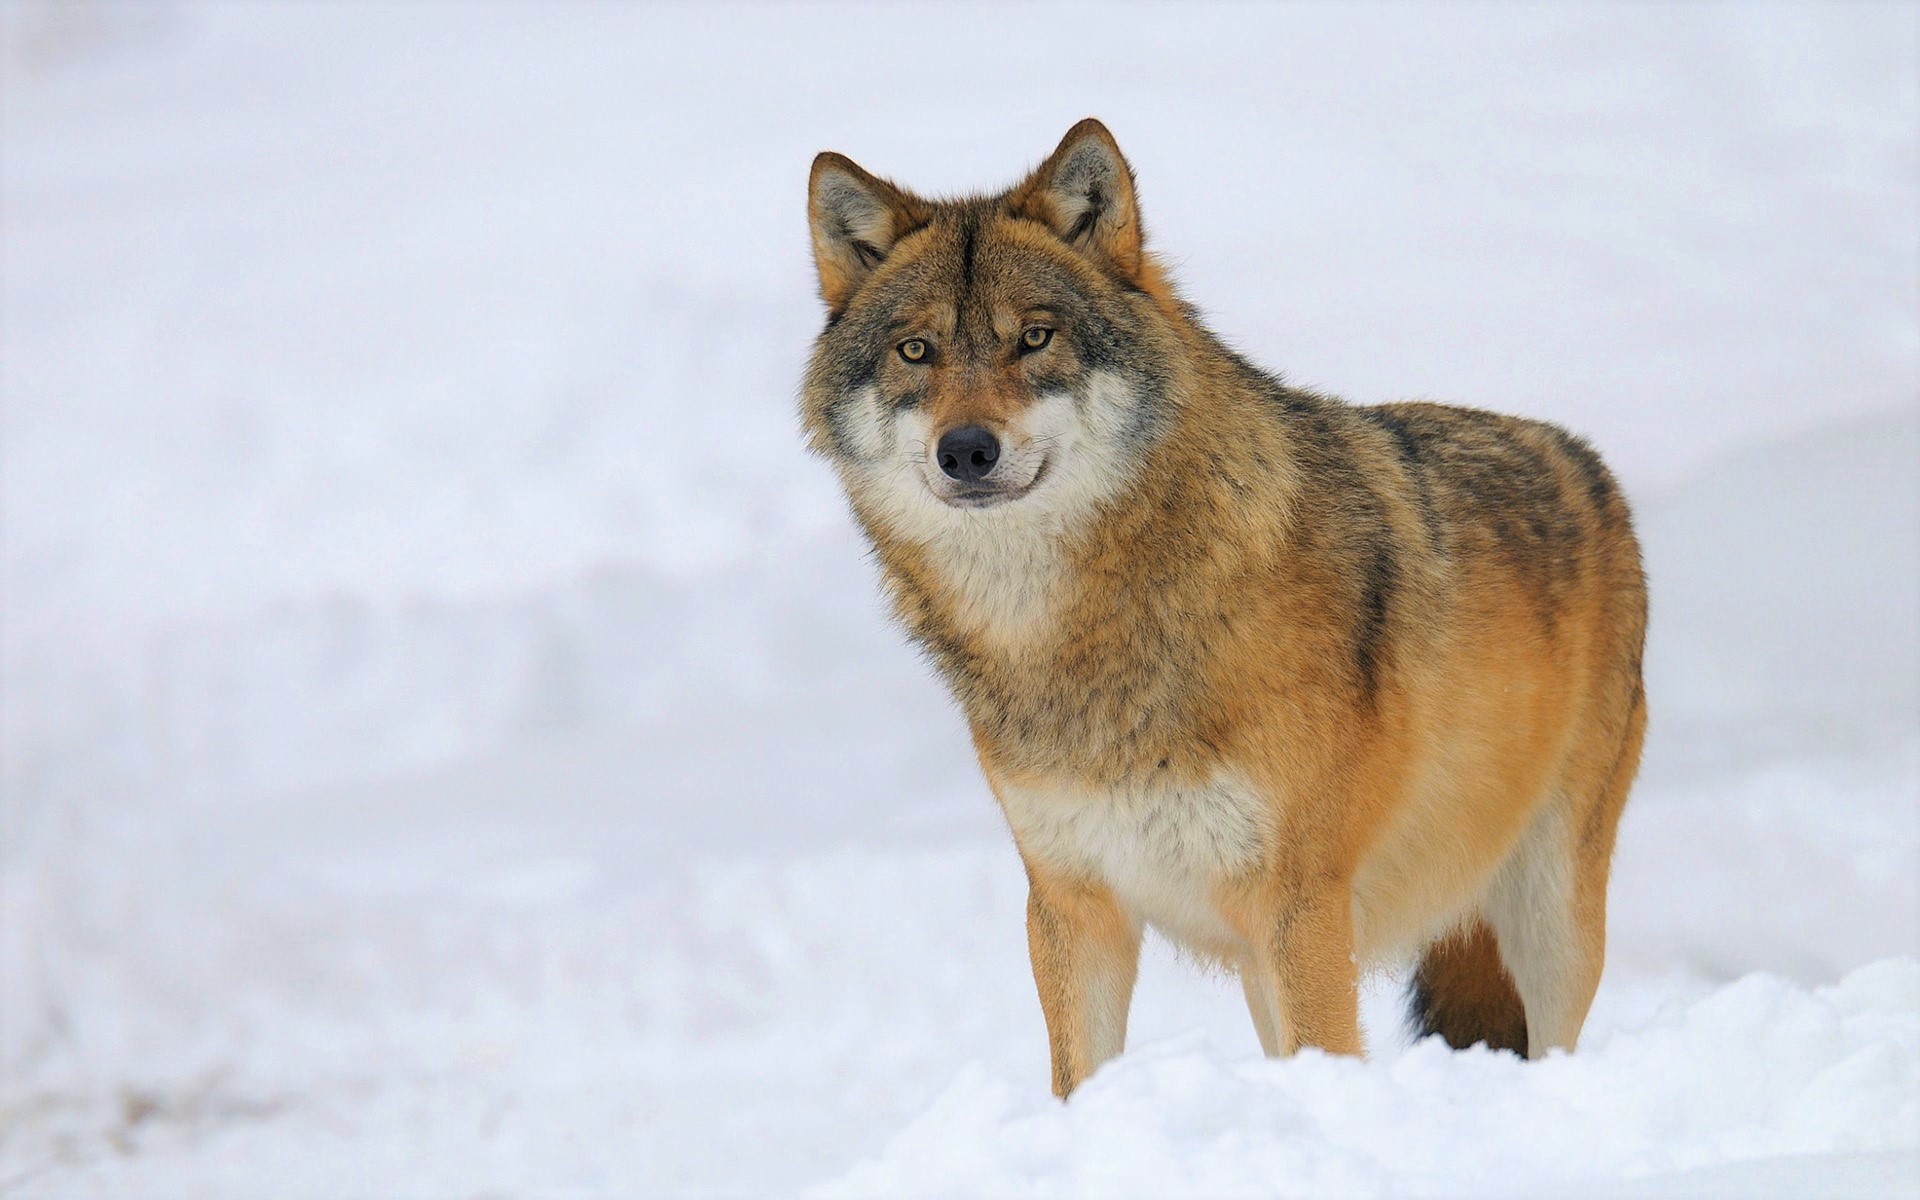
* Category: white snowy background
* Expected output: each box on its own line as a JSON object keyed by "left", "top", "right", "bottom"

{"left": 2, "top": 2, "right": 1916, "bottom": 1195}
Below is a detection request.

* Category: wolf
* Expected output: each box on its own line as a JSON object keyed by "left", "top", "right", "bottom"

{"left": 800, "top": 119, "right": 1647, "bottom": 1098}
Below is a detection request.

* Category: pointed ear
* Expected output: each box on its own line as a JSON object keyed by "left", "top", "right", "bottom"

{"left": 1009, "top": 118, "right": 1144, "bottom": 279}
{"left": 808, "top": 152, "right": 928, "bottom": 313}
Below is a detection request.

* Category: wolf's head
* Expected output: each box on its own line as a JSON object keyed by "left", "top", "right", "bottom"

{"left": 802, "top": 120, "right": 1183, "bottom": 541}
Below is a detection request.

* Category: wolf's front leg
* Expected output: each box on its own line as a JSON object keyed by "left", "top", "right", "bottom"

{"left": 1245, "top": 878, "right": 1364, "bottom": 1057}
{"left": 1023, "top": 865, "right": 1142, "bottom": 1098}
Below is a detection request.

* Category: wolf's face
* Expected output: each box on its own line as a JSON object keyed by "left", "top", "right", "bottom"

{"left": 802, "top": 121, "right": 1177, "bottom": 540}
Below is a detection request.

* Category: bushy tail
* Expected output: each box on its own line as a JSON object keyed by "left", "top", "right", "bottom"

{"left": 1407, "top": 918, "right": 1529, "bottom": 1056}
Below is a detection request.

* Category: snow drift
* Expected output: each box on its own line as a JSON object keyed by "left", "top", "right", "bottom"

{"left": 823, "top": 962, "right": 1920, "bottom": 1198}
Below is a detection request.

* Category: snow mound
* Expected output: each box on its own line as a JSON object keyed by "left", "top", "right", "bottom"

{"left": 819, "top": 960, "right": 1920, "bottom": 1199}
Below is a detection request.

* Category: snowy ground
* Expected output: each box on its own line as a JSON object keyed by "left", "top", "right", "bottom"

{"left": 3, "top": 2, "right": 1917, "bottom": 1195}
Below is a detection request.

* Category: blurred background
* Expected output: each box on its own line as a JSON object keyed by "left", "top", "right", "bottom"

{"left": 2, "top": 1, "right": 1915, "bottom": 1193}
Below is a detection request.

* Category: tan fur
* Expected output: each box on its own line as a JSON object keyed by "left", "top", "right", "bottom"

{"left": 803, "top": 120, "right": 1648, "bottom": 1095}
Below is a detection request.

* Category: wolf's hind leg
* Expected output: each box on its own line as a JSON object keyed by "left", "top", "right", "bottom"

{"left": 1483, "top": 694, "right": 1644, "bottom": 1056}
{"left": 1478, "top": 801, "right": 1602, "bottom": 1056}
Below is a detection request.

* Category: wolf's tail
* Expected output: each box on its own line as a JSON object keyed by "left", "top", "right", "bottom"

{"left": 1406, "top": 918, "right": 1529, "bottom": 1056}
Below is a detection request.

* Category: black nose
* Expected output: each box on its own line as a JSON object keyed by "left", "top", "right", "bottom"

{"left": 936, "top": 426, "right": 1000, "bottom": 483}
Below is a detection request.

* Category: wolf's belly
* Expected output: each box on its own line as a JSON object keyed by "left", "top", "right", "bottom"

{"left": 995, "top": 773, "right": 1269, "bottom": 955}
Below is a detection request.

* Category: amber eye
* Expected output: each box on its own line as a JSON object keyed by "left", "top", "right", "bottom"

{"left": 1021, "top": 326, "right": 1053, "bottom": 351}
{"left": 898, "top": 339, "right": 928, "bottom": 363}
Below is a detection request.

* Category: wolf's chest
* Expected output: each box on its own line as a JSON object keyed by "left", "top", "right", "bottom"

{"left": 996, "top": 774, "right": 1269, "bottom": 952}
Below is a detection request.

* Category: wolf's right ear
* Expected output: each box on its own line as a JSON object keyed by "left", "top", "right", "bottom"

{"left": 808, "top": 153, "right": 928, "bottom": 314}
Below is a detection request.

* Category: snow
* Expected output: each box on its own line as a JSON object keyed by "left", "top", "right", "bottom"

{"left": 822, "top": 961, "right": 1920, "bottom": 1198}
{"left": 2, "top": 1, "right": 1916, "bottom": 1195}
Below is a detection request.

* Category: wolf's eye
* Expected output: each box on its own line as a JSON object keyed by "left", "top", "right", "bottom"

{"left": 1021, "top": 326, "right": 1053, "bottom": 352}
{"left": 898, "top": 339, "right": 928, "bottom": 363}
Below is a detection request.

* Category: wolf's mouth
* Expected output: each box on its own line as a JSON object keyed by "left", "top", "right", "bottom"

{"left": 940, "top": 454, "right": 1051, "bottom": 509}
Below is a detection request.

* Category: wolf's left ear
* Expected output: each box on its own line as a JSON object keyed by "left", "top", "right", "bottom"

{"left": 809, "top": 152, "right": 929, "bottom": 314}
{"left": 1010, "top": 118, "right": 1144, "bottom": 279}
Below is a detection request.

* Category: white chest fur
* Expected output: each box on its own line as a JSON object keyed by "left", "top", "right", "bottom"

{"left": 997, "top": 773, "right": 1269, "bottom": 953}
{"left": 924, "top": 521, "right": 1065, "bottom": 644}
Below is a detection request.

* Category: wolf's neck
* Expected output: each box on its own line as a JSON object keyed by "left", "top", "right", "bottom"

{"left": 884, "top": 399, "right": 1299, "bottom": 779}
{"left": 919, "top": 513, "right": 1075, "bottom": 650}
